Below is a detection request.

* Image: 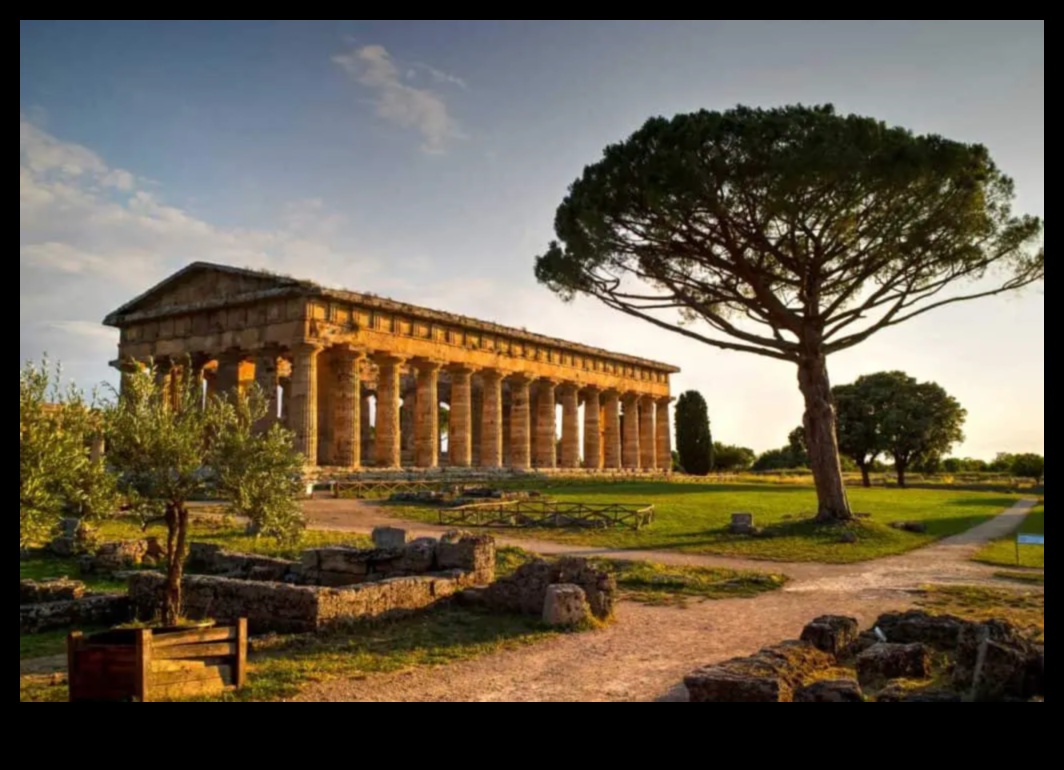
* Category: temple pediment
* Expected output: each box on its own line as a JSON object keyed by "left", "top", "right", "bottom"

{"left": 103, "top": 263, "right": 311, "bottom": 325}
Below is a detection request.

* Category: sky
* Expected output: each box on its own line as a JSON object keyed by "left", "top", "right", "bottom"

{"left": 19, "top": 20, "right": 1044, "bottom": 459}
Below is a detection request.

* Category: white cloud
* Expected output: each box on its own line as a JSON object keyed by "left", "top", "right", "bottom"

{"left": 409, "top": 62, "right": 468, "bottom": 90}
{"left": 19, "top": 118, "right": 379, "bottom": 386}
{"left": 332, "top": 44, "right": 463, "bottom": 154}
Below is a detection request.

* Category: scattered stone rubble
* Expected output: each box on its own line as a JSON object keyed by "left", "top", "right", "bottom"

{"left": 686, "top": 611, "right": 1045, "bottom": 702}
{"left": 462, "top": 556, "right": 617, "bottom": 623}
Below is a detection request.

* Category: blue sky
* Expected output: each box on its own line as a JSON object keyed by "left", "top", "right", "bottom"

{"left": 19, "top": 20, "right": 1044, "bottom": 457}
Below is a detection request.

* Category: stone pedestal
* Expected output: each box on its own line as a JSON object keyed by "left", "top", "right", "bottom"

{"left": 543, "top": 584, "right": 592, "bottom": 628}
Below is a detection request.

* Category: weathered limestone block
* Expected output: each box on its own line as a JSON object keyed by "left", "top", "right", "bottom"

{"left": 794, "top": 680, "right": 865, "bottom": 702}
{"left": 437, "top": 533, "right": 496, "bottom": 584}
{"left": 728, "top": 513, "right": 757, "bottom": 536}
{"left": 543, "top": 584, "right": 591, "bottom": 627}
{"left": 953, "top": 620, "right": 1040, "bottom": 701}
{"left": 800, "top": 616, "right": 859, "bottom": 658}
{"left": 20, "top": 595, "right": 132, "bottom": 635}
{"left": 373, "top": 527, "right": 411, "bottom": 550}
{"left": 871, "top": 611, "right": 970, "bottom": 651}
{"left": 20, "top": 578, "right": 87, "bottom": 605}
{"left": 685, "top": 642, "right": 835, "bottom": 702}
{"left": 856, "top": 643, "right": 932, "bottom": 685}
{"left": 90, "top": 540, "right": 150, "bottom": 573}
{"left": 479, "top": 556, "right": 615, "bottom": 621}
{"left": 396, "top": 538, "right": 437, "bottom": 574}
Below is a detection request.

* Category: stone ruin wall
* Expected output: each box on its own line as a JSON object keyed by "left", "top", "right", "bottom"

{"left": 128, "top": 532, "right": 497, "bottom": 634}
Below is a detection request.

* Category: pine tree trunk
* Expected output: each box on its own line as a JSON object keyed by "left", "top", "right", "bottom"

{"left": 797, "top": 353, "right": 853, "bottom": 522}
{"left": 163, "top": 503, "right": 191, "bottom": 626}
{"left": 859, "top": 463, "right": 872, "bottom": 488}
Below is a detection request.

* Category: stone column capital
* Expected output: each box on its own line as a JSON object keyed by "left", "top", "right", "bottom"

{"left": 482, "top": 368, "right": 507, "bottom": 384}
{"left": 657, "top": 395, "right": 675, "bottom": 406}
{"left": 504, "top": 372, "right": 532, "bottom": 385}
{"left": 447, "top": 364, "right": 478, "bottom": 376}
{"left": 332, "top": 344, "right": 367, "bottom": 361}
{"left": 292, "top": 342, "right": 324, "bottom": 357}
{"left": 557, "top": 382, "right": 580, "bottom": 396}
{"left": 413, "top": 357, "right": 445, "bottom": 373}
{"left": 372, "top": 352, "right": 408, "bottom": 367}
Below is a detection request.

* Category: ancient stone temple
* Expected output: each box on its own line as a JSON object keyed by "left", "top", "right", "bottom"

{"left": 104, "top": 263, "right": 680, "bottom": 474}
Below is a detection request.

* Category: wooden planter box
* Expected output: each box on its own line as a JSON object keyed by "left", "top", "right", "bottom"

{"left": 67, "top": 620, "right": 247, "bottom": 702}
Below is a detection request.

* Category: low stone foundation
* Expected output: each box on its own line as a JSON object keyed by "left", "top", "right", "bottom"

{"left": 685, "top": 611, "right": 1045, "bottom": 703}
{"left": 129, "top": 530, "right": 497, "bottom": 635}
{"left": 20, "top": 579, "right": 132, "bottom": 635}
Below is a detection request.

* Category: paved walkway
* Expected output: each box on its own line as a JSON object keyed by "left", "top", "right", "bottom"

{"left": 291, "top": 499, "right": 1040, "bottom": 702}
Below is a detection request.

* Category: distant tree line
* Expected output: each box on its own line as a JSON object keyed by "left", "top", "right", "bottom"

{"left": 676, "top": 376, "right": 1040, "bottom": 486}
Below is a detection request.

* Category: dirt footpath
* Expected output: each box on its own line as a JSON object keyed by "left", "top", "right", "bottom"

{"left": 293, "top": 500, "right": 1039, "bottom": 703}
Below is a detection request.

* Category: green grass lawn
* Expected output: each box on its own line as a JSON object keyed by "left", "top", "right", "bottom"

{"left": 916, "top": 585, "right": 1044, "bottom": 643}
{"left": 20, "top": 606, "right": 560, "bottom": 703}
{"left": 392, "top": 482, "right": 1018, "bottom": 564}
{"left": 974, "top": 502, "right": 1044, "bottom": 569}
{"left": 497, "top": 546, "right": 786, "bottom": 607}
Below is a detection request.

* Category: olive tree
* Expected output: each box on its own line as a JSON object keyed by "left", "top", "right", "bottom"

{"left": 20, "top": 360, "right": 115, "bottom": 547}
{"left": 535, "top": 105, "right": 1043, "bottom": 521}
{"left": 106, "top": 363, "right": 304, "bottom": 625}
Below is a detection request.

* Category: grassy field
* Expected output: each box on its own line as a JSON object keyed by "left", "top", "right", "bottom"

{"left": 916, "top": 585, "right": 1044, "bottom": 643}
{"left": 974, "top": 501, "right": 1044, "bottom": 570}
{"left": 497, "top": 546, "right": 786, "bottom": 607}
{"left": 392, "top": 482, "right": 1019, "bottom": 563}
{"left": 20, "top": 606, "right": 560, "bottom": 703}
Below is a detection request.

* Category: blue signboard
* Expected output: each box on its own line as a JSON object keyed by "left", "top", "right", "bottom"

{"left": 1017, "top": 534, "right": 1045, "bottom": 546}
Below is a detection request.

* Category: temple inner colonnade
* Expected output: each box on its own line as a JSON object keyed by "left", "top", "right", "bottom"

{"left": 105, "top": 263, "right": 680, "bottom": 473}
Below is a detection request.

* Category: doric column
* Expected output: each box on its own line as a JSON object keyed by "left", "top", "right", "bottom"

{"left": 583, "top": 388, "right": 603, "bottom": 470}
{"left": 254, "top": 352, "right": 280, "bottom": 432}
{"left": 640, "top": 395, "right": 657, "bottom": 470}
{"left": 373, "top": 355, "right": 404, "bottom": 468}
{"left": 401, "top": 390, "right": 416, "bottom": 463}
{"left": 413, "top": 361, "right": 441, "bottom": 468}
{"left": 559, "top": 384, "right": 581, "bottom": 469}
{"left": 289, "top": 344, "right": 322, "bottom": 466}
{"left": 471, "top": 384, "right": 483, "bottom": 467}
{"left": 603, "top": 390, "right": 622, "bottom": 469}
{"left": 449, "top": 366, "right": 474, "bottom": 468}
{"left": 622, "top": 393, "right": 641, "bottom": 469}
{"left": 656, "top": 398, "right": 673, "bottom": 471}
{"left": 502, "top": 402, "right": 512, "bottom": 468}
{"left": 214, "top": 352, "right": 243, "bottom": 400}
{"left": 360, "top": 391, "right": 373, "bottom": 461}
{"left": 535, "top": 380, "right": 558, "bottom": 469}
{"left": 480, "top": 370, "right": 504, "bottom": 469}
{"left": 508, "top": 375, "right": 532, "bottom": 470}
{"left": 332, "top": 348, "right": 363, "bottom": 470}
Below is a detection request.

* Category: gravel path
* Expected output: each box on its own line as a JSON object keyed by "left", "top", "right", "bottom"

{"left": 293, "top": 499, "right": 1039, "bottom": 703}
